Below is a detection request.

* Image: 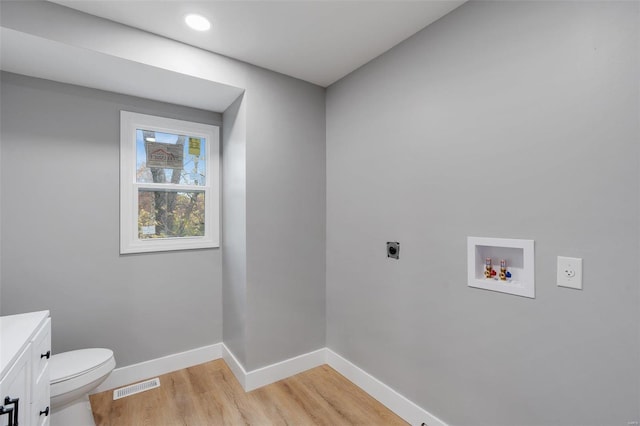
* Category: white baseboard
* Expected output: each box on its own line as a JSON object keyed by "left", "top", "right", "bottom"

{"left": 325, "top": 349, "right": 447, "bottom": 426}
{"left": 245, "top": 347, "right": 326, "bottom": 391}
{"left": 221, "top": 344, "right": 325, "bottom": 391}
{"left": 91, "top": 343, "right": 447, "bottom": 426}
{"left": 223, "top": 345, "right": 446, "bottom": 425}
{"left": 221, "top": 343, "right": 247, "bottom": 389}
{"left": 93, "top": 343, "right": 222, "bottom": 393}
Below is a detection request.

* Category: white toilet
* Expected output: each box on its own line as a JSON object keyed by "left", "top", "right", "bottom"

{"left": 50, "top": 348, "right": 116, "bottom": 410}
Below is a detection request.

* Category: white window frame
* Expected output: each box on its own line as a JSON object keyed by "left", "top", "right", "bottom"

{"left": 120, "top": 111, "right": 220, "bottom": 254}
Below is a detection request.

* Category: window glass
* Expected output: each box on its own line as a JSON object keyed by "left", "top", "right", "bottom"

{"left": 135, "top": 129, "right": 207, "bottom": 186}
{"left": 138, "top": 190, "right": 205, "bottom": 239}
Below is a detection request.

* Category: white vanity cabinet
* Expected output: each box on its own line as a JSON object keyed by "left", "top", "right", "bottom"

{"left": 0, "top": 347, "right": 29, "bottom": 426}
{"left": 1, "top": 311, "right": 51, "bottom": 426}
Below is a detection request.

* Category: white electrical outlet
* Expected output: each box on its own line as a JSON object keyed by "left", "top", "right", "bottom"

{"left": 557, "top": 256, "right": 583, "bottom": 290}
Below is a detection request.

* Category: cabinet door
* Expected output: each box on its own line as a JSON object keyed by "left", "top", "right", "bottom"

{"left": 31, "top": 319, "right": 51, "bottom": 426}
{"left": 0, "top": 346, "right": 30, "bottom": 426}
{"left": 33, "top": 385, "right": 50, "bottom": 426}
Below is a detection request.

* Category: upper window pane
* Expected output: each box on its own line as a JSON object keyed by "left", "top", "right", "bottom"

{"left": 135, "top": 129, "right": 207, "bottom": 186}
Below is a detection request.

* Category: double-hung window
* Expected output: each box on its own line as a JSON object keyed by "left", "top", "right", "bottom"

{"left": 120, "top": 111, "right": 219, "bottom": 253}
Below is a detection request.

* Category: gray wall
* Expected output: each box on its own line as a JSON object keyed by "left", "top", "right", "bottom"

{"left": 222, "top": 94, "right": 248, "bottom": 366}
{"left": 0, "top": 72, "right": 223, "bottom": 366}
{"left": 326, "top": 2, "right": 639, "bottom": 425}
{"left": 223, "top": 71, "right": 327, "bottom": 371}
{"left": 0, "top": 0, "right": 328, "bottom": 375}
{"left": 218, "top": 39, "right": 326, "bottom": 373}
{"left": 245, "top": 70, "right": 326, "bottom": 370}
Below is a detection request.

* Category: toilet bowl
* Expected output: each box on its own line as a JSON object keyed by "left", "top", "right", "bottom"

{"left": 50, "top": 348, "right": 115, "bottom": 410}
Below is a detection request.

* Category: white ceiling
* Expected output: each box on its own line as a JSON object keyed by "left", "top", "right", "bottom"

{"left": 49, "top": 1, "right": 466, "bottom": 87}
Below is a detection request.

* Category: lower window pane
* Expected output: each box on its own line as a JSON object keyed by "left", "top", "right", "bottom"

{"left": 138, "top": 190, "right": 205, "bottom": 239}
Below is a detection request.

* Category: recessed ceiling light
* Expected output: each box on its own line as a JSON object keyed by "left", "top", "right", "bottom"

{"left": 185, "top": 14, "right": 211, "bottom": 31}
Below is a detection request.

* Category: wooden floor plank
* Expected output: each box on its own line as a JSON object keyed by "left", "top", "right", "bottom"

{"left": 90, "top": 359, "right": 408, "bottom": 425}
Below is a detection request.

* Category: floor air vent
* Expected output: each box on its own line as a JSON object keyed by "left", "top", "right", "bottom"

{"left": 113, "top": 378, "right": 160, "bottom": 400}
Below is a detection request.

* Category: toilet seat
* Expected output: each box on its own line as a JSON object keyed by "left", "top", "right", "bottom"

{"left": 51, "top": 348, "right": 115, "bottom": 397}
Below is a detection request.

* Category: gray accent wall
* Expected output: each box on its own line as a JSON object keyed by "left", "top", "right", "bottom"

{"left": 222, "top": 73, "right": 327, "bottom": 371}
{"left": 222, "top": 94, "right": 248, "bottom": 366}
{"left": 0, "top": 72, "right": 223, "bottom": 366}
{"left": 244, "top": 70, "right": 326, "bottom": 370}
{"left": 326, "top": 2, "right": 639, "bottom": 425}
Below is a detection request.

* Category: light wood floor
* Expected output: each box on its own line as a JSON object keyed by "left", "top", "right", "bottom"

{"left": 90, "top": 359, "right": 408, "bottom": 425}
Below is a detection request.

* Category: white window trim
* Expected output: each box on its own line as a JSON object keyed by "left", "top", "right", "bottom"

{"left": 120, "top": 111, "right": 220, "bottom": 254}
